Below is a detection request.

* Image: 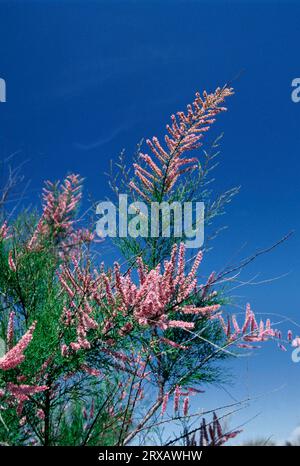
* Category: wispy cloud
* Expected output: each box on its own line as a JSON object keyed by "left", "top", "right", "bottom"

{"left": 74, "top": 123, "right": 130, "bottom": 151}
{"left": 53, "top": 44, "right": 193, "bottom": 100}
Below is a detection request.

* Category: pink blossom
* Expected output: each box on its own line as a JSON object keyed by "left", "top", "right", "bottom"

{"left": 181, "top": 304, "right": 220, "bottom": 315}
{"left": 61, "top": 344, "right": 69, "bottom": 357}
{"left": 168, "top": 320, "right": 194, "bottom": 329}
{"left": 58, "top": 261, "right": 100, "bottom": 352}
{"left": 128, "top": 181, "right": 151, "bottom": 202}
{"left": 130, "top": 87, "right": 233, "bottom": 199}
{"left": 37, "top": 409, "right": 45, "bottom": 420}
{"left": 7, "top": 383, "right": 48, "bottom": 401}
{"left": 0, "top": 322, "right": 36, "bottom": 370}
{"left": 58, "top": 243, "right": 220, "bottom": 350}
{"left": 102, "top": 273, "right": 115, "bottom": 306}
{"left": 110, "top": 243, "right": 214, "bottom": 331}
{"left": 232, "top": 314, "right": 240, "bottom": 334}
{"left": 198, "top": 411, "right": 242, "bottom": 446}
{"left": 8, "top": 250, "right": 16, "bottom": 272}
{"left": 7, "top": 383, "right": 48, "bottom": 417}
{"left": 7, "top": 311, "right": 15, "bottom": 350}
{"left": 0, "top": 221, "right": 10, "bottom": 240}
{"left": 183, "top": 396, "right": 189, "bottom": 416}
{"left": 27, "top": 174, "right": 82, "bottom": 252}
{"left": 161, "top": 392, "right": 169, "bottom": 416}
{"left": 220, "top": 304, "right": 276, "bottom": 348}
{"left": 174, "top": 385, "right": 180, "bottom": 412}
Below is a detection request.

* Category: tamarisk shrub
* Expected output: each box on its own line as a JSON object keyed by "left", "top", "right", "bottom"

{"left": 0, "top": 86, "right": 290, "bottom": 446}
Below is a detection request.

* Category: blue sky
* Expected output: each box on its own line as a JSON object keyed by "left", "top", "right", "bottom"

{"left": 0, "top": 0, "right": 300, "bottom": 444}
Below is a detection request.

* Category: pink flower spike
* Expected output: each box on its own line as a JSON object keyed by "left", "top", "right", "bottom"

{"left": 218, "top": 315, "right": 227, "bottom": 334}
{"left": 174, "top": 385, "right": 180, "bottom": 412}
{"left": 0, "top": 322, "right": 36, "bottom": 371}
{"left": 232, "top": 315, "right": 240, "bottom": 334}
{"left": 183, "top": 396, "right": 189, "bottom": 416}
{"left": 161, "top": 392, "right": 169, "bottom": 416}
{"left": 7, "top": 311, "right": 15, "bottom": 350}
{"left": 61, "top": 344, "right": 69, "bottom": 357}
{"left": 7, "top": 383, "right": 48, "bottom": 409}
{"left": 0, "top": 221, "right": 10, "bottom": 240}
{"left": 8, "top": 250, "right": 17, "bottom": 272}
{"left": 168, "top": 320, "right": 194, "bottom": 330}
{"left": 226, "top": 316, "right": 231, "bottom": 337}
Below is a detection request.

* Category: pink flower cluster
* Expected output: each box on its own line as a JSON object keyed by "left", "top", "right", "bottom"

{"left": 7, "top": 383, "right": 48, "bottom": 417}
{"left": 112, "top": 243, "right": 220, "bottom": 331}
{"left": 219, "top": 303, "right": 276, "bottom": 348}
{"left": 0, "top": 221, "right": 10, "bottom": 240}
{"left": 198, "top": 412, "right": 242, "bottom": 446}
{"left": 28, "top": 174, "right": 82, "bottom": 251}
{"left": 58, "top": 243, "right": 220, "bottom": 356}
{"left": 173, "top": 385, "right": 190, "bottom": 416}
{"left": 130, "top": 87, "right": 233, "bottom": 200}
{"left": 0, "top": 315, "right": 50, "bottom": 420}
{"left": 58, "top": 258, "right": 99, "bottom": 354}
{"left": 161, "top": 385, "right": 204, "bottom": 417}
{"left": 219, "top": 304, "right": 298, "bottom": 353}
{"left": 0, "top": 321, "right": 36, "bottom": 370}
